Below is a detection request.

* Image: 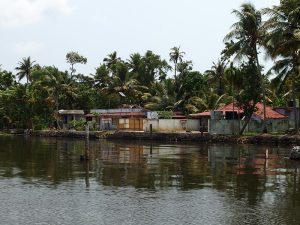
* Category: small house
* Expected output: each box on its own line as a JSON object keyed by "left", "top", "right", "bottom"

{"left": 189, "top": 102, "right": 289, "bottom": 134}
{"left": 87, "top": 107, "right": 148, "bottom": 131}
{"left": 58, "top": 110, "right": 85, "bottom": 129}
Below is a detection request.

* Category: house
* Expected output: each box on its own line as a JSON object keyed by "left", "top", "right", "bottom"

{"left": 86, "top": 107, "right": 149, "bottom": 131}
{"left": 58, "top": 110, "right": 85, "bottom": 129}
{"left": 189, "top": 111, "right": 210, "bottom": 132}
{"left": 273, "top": 107, "right": 300, "bottom": 129}
{"left": 189, "top": 102, "right": 289, "bottom": 134}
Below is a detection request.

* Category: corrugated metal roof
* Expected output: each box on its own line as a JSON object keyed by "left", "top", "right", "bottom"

{"left": 91, "top": 108, "right": 146, "bottom": 113}
{"left": 88, "top": 112, "right": 146, "bottom": 117}
{"left": 58, "top": 110, "right": 84, "bottom": 115}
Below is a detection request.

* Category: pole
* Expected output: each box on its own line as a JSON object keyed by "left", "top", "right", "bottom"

{"left": 85, "top": 124, "right": 89, "bottom": 160}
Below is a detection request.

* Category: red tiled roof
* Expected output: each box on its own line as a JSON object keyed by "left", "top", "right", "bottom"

{"left": 189, "top": 102, "right": 287, "bottom": 119}
{"left": 189, "top": 111, "right": 211, "bottom": 118}
{"left": 218, "top": 103, "right": 243, "bottom": 112}
{"left": 254, "top": 102, "right": 287, "bottom": 119}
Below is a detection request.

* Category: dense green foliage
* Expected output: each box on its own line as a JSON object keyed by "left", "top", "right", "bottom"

{"left": 0, "top": 1, "right": 299, "bottom": 133}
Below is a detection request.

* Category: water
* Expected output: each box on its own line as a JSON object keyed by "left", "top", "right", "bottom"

{"left": 1, "top": 136, "right": 300, "bottom": 225}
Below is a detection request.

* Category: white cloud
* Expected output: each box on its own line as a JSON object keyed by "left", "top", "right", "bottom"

{"left": 0, "top": 0, "right": 73, "bottom": 28}
{"left": 13, "top": 41, "right": 45, "bottom": 55}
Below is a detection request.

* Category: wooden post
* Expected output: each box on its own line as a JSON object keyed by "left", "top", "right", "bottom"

{"left": 85, "top": 124, "right": 89, "bottom": 160}
{"left": 150, "top": 124, "right": 153, "bottom": 139}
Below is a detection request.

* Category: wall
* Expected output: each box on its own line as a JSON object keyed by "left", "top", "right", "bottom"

{"left": 274, "top": 108, "right": 300, "bottom": 128}
{"left": 209, "top": 119, "right": 289, "bottom": 134}
{"left": 143, "top": 119, "right": 201, "bottom": 132}
{"left": 209, "top": 120, "right": 238, "bottom": 135}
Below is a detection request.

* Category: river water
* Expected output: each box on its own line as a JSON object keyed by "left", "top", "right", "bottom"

{"left": 0, "top": 136, "right": 300, "bottom": 225}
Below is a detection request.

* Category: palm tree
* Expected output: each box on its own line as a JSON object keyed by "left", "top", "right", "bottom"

{"left": 32, "top": 66, "right": 76, "bottom": 128}
{"left": 169, "top": 46, "right": 185, "bottom": 80}
{"left": 143, "top": 81, "right": 175, "bottom": 111}
{"left": 101, "top": 61, "right": 145, "bottom": 106}
{"left": 186, "top": 88, "right": 227, "bottom": 113}
{"left": 263, "top": 0, "right": 300, "bottom": 132}
{"left": 103, "top": 51, "right": 121, "bottom": 76}
{"left": 15, "top": 57, "right": 36, "bottom": 83}
{"left": 127, "top": 53, "right": 143, "bottom": 74}
{"left": 205, "top": 59, "right": 228, "bottom": 96}
{"left": 224, "top": 3, "right": 266, "bottom": 134}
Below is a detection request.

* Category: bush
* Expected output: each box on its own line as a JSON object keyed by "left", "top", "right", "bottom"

{"left": 69, "top": 118, "right": 86, "bottom": 131}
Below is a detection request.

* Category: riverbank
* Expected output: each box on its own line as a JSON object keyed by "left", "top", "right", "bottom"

{"left": 24, "top": 130, "right": 300, "bottom": 145}
{"left": 3, "top": 129, "right": 299, "bottom": 144}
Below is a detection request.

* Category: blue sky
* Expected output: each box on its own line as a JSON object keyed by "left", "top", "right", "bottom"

{"left": 0, "top": 0, "right": 279, "bottom": 76}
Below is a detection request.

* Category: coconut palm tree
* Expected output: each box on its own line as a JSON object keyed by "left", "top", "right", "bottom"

{"left": 15, "top": 57, "right": 36, "bottom": 83}
{"left": 263, "top": 0, "right": 300, "bottom": 132}
{"left": 169, "top": 46, "right": 185, "bottom": 80}
{"left": 143, "top": 81, "right": 175, "bottom": 111}
{"left": 205, "top": 59, "right": 228, "bottom": 96}
{"left": 32, "top": 66, "right": 76, "bottom": 128}
{"left": 186, "top": 88, "right": 227, "bottom": 113}
{"left": 103, "top": 51, "right": 121, "bottom": 76}
{"left": 224, "top": 3, "right": 266, "bottom": 134}
{"left": 101, "top": 61, "right": 145, "bottom": 105}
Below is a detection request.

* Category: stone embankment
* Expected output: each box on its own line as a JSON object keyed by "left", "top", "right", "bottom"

{"left": 27, "top": 130, "right": 300, "bottom": 145}
{"left": 2, "top": 129, "right": 299, "bottom": 144}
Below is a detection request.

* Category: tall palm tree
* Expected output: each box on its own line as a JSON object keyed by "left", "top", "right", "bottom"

{"left": 186, "top": 88, "right": 227, "bottom": 113}
{"left": 205, "top": 59, "right": 228, "bottom": 96}
{"left": 32, "top": 66, "right": 76, "bottom": 128}
{"left": 101, "top": 61, "right": 145, "bottom": 105}
{"left": 103, "top": 51, "right": 121, "bottom": 76}
{"left": 15, "top": 57, "right": 36, "bottom": 83}
{"left": 127, "top": 53, "right": 143, "bottom": 74}
{"left": 143, "top": 81, "right": 175, "bottom": 111}
{"left": 224, "top": 3, "right": 266, "bottom": 134}
{"left": 169, "top": 46, "right": 185, "bottom": 80}
{"left": 263, "top": 0, "right": 300, "bottom": 132}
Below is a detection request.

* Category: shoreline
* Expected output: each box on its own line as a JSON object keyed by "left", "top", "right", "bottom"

{"left": 3, "top": 129, "right": 298, "bottom": 145}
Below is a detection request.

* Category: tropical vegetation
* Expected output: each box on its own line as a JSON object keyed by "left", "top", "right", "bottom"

{"left": 0, "top": 0, "right": 299, "bottom": 134}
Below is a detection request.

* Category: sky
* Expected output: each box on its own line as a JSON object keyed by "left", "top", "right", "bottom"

{"left": 0, "top": 0, "right": 280, "bottom": 76}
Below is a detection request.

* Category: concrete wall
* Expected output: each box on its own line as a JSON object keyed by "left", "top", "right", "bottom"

{"left": 143, "top": 119, "right": 200, "bottom": 132}
{"left": 209, "top": 120, "right": 238, "bottom": 135}
{"left": 187, "top": 119, "right": 201, "bottom": 131}
{"left": 209, "top": 119, "right": 289, "bottom": 134}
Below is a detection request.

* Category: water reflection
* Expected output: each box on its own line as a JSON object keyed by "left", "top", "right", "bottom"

{"left": 1, "top": 136, "right": 300, "bottom": 224}
{"left": 1, "top": 137, "right": 299, "bottom": 190}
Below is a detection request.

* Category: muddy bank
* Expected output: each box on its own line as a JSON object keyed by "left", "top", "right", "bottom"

{"left": 238, "top": 134, "right": 300, "bottom": 144}
{"left": 27, "top": 130, "right": 300, "bottom": 145}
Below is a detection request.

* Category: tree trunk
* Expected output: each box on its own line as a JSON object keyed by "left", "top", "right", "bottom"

{"left": 56, "top": 94, "right": 61, "bottom": 129}
{"left": 239, "top": 113, "right": 252, "bottom": 135}
{"left": 174, "top": 63, "right": 177, "bottom": 81}
{"left": 262, "top": 80, "right": 267, "bottom": 133}
{"left": 239, "top": 104, "right": 256, "bottom": 135}
{"left": 292, "top": 80, "right": 298, "bottom": 134}
{"left": 255, "top": 46, "right": 267, "bottom": 133}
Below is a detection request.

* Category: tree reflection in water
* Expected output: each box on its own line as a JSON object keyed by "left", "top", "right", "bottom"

{"left": 1, "top": 136, "right": 300, "bottom": 223}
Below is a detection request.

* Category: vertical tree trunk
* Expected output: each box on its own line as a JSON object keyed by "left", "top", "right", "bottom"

{"left": 232, "top": 83, "right": 235, "bottom": 135}
{"left": 239, "top": 104, "right": 256, "bottom": 135}
{"left": 239, "top": 114, "right": 252, "bottom": 135}
{"left": 292, "top": 81, "right": 298, "bottom": 134}
{"left": 56, "top": 94, "right": 61, "bottom": 129}
{"left": 255, "top": 47, "right": 267, "bottom": 133}
{"left": 262, "top": 79, "right": 267, "bottom": 133}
